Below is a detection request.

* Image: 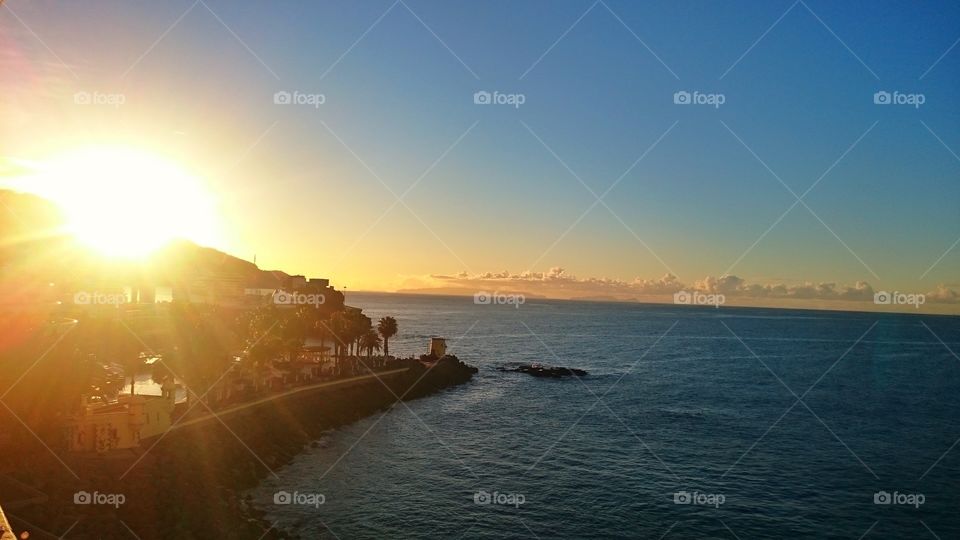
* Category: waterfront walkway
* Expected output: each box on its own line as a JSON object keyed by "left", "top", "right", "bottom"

{"left": 170, "top": 367, "right": 410, "bottom": 430}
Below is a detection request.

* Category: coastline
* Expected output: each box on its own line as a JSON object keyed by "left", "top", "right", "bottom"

{"left": 347, "top": 290, "right": 960, "bottom": 318}
{"left": 10, "top": 357, "right": 477, "bottom": 540}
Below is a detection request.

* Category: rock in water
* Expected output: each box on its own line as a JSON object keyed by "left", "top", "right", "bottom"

{"left": 499, "top": 363, "right": 587, "bottom": 378}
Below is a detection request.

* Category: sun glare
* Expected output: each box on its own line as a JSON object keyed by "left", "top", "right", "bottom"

{"left": 30, "top": 147, "right": 221, "bottom": 259}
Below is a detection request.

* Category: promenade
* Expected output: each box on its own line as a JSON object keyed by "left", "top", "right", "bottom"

{"left": 169, "top": 367, "right": 411, "bottom": 431}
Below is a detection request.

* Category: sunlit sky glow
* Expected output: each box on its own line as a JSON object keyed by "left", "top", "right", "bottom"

{"left": 11, "top": 146, "right": 222, "bottom": 258}
{"left": 1, "top": 0, "right": 958, "bottom": 310}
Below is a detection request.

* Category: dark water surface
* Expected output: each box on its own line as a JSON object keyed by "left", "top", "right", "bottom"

{"left": 251, "top": 293, "right": 960, "bottom": 539}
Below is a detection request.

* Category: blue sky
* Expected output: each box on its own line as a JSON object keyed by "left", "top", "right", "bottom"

{"left": 1, "top": 0, "right": 958, "bottom": 308}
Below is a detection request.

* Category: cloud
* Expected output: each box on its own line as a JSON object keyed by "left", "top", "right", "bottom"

{"left": 406, "top": 269, "right": 958, "bottom": 306}
{"left": 926, "top": 284, "right": 960, "bottom": 304}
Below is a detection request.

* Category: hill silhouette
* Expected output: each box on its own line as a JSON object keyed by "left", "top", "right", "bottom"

{"left": 0, "top": 189, "right": 336, "bottom": 306}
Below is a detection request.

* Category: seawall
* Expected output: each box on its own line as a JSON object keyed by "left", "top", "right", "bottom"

{"left": 16, "top": 357, "right": 477, "bottom": 540}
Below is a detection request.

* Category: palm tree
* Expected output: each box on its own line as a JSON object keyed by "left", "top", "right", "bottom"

{"left": 166, "top": 303, "right": 237, "bottom": 404}
{"left": 359, "top": 330, "right": 382, "bottom": 365}
{"left": 313, "top": 318, "right": 332, "bottom": 362}
{"left": 283, "top": 337, "right": 302, "bottom": 363}
{"left": 377, "top": 317, "right": 397, "bottom": 359}
{"left": 328, "top": 312, "right": 349, "bottom": 375}
{"left": 123, "top": 354, "right": 141, "bottom": 396}
{"left": 112, "top": 328, "right": 144, "bottom": 397}
{"left": 353, "top": 314, "right": 372, "bottom": 359}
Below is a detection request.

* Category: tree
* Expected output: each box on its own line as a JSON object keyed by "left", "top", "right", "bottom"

{"left": 280, "top": 306, "right": 312, "bottom": 353}
{"left": 121, "top": 345, "right": 142, "bottom": 396}
{"left": 164, "top": 303, "right": 238, "bottom": 406}
{"left": 377, "top": 316, "right": 397, "bottom": 359}
{"left": 353, "top": 313, "right": 372, "bottom": 359}
{"left": 100, "top": 319, "right": 146, "bottom": 397}
{"left": 359, "top": 329, "right": 381, "bottom": 363}
{"left": 328, "top": 312, "right": 350, "bottom": 374}
{"left": 313, "top": 318, "right": 332, "bottom": 362}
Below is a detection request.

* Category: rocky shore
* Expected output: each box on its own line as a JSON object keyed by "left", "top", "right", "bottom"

{"left": 499, "top": 363, "right": 588, "bottom": 378}
{"left": 9, "top": 356, "right": 476, "bottom": 540}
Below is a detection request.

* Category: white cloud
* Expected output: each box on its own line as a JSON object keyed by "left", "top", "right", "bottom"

{"left": 409, "top": 270, "right": 957, "bottom": 306}
{"left": 926, "top": 284, "right": 960, "bottom": 304}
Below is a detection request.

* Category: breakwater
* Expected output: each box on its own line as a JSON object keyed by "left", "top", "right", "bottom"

{"left": 13, "top": 357, "right": 476, "bottom": 540}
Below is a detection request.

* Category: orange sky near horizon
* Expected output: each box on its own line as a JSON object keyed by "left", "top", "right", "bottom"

{"left": 1, "top": 1, "right": 957, "bottom": 315}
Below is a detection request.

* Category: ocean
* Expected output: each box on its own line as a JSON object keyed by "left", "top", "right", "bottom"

{"left": 251, "top": 293, "right": 960, "bottom": 539}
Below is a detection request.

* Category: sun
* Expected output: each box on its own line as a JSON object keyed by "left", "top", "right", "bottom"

{"left": 32, "top": 146, "right": 221, "bottom": 259}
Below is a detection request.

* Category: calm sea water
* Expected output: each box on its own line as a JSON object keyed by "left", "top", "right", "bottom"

{"left": 252, "top": 293, "right": 960, "bottom": 539}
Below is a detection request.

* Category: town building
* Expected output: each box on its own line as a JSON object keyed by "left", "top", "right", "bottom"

{"left": 64, "top": 380, "right": 176, "bottom": 453}
{"left": 429, "top": 337, "right": 447, "bottom": 358}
